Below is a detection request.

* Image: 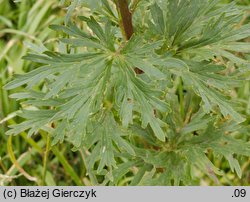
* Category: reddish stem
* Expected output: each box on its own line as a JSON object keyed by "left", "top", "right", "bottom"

{"left": 117, "top": 0, "right": 134, "bottom": 40}
{"left": 116, "top": 0, "right": 143, "bottom": 74}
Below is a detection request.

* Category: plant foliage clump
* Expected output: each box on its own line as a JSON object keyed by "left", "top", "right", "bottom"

{"left": 4, "top": 0, "right": 250, "bottom": 185}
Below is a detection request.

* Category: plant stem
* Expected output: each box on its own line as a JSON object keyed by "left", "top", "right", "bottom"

{"left": 116, "top": 0, "right": 134, "bottom": 40}
{"left": 80, "top": 149, "right": 98, "bottom": 185}
{"left": 0, "top": 158, "right": 7, "bottom": 173}
{"left": 7, "top": 136, "right": 37, "bottom": 182}
{"left": 115, "top": 0, "right": 143, "bottom": 74}
{"left": 178, "top": 78, "right": 185, "bottom": 120}
{"left": 42, "top": 135, "right": 51, "bottom": 186}
{"left": 40, "top": 131, "right": 84, "bottom": 186}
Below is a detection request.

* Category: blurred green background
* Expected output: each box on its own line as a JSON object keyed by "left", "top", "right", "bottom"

{"left": 0, "top": 0, "right": 250, "bottom": 185}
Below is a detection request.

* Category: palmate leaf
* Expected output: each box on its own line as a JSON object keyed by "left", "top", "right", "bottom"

{"left": 149, "top": 0, "right": 250, "bottom": 65}
{"left": 4, "top": 18, "right": 170, "bottom": 144}
{"left": 180, "top": 121, "right": 250, "bottom": 179}
{"left": 4, "top": 12, "right": 170, "bottom": 182}
{"left": 156, "top": 57, "right": 245, "bottom": 122}
{"left": 133, "top": 117, "right": 250, "bottom": 185}
{"left": 149, "top": 0, "right": 226, "bottom": 45}
{"left": 4, "top": 0, "right": 250, "bottom": 185}
{"left": 133, "top": 133, "right": 220, "bottom": 185}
